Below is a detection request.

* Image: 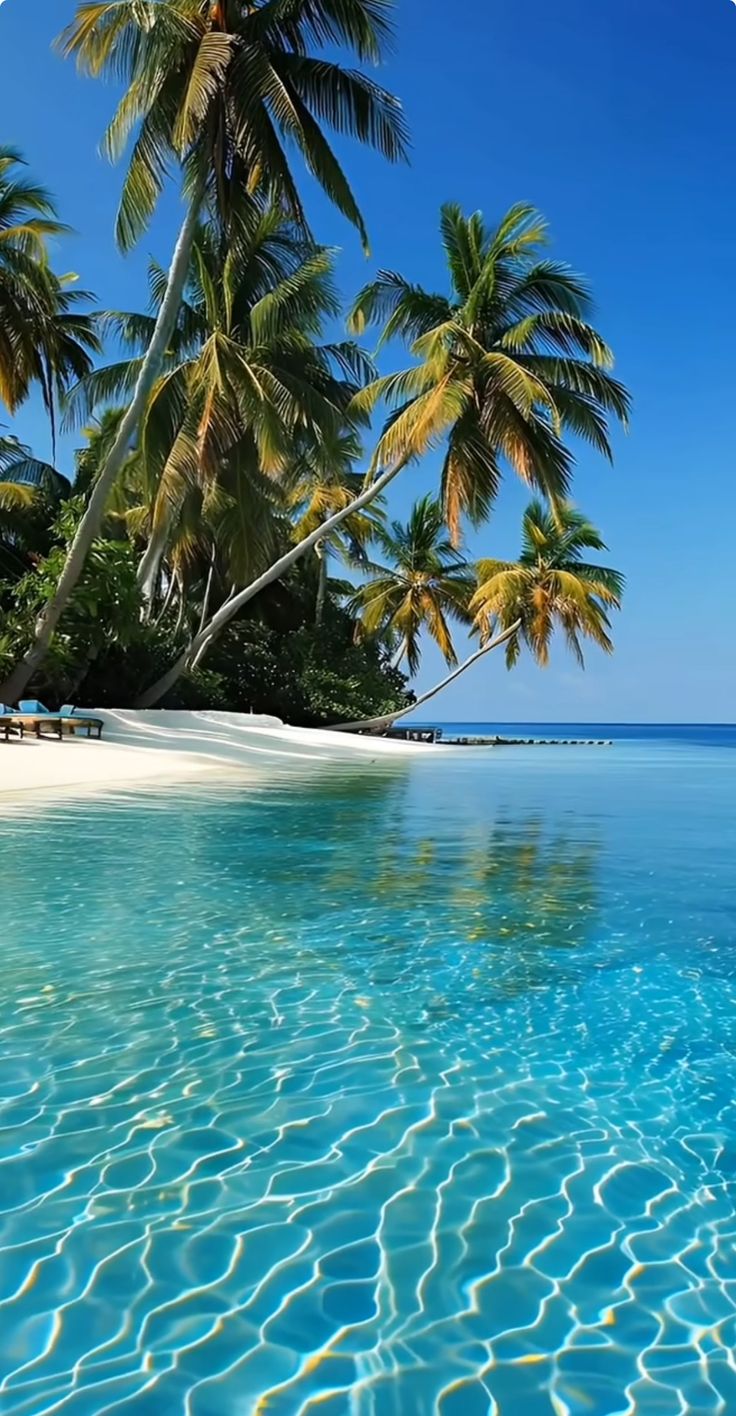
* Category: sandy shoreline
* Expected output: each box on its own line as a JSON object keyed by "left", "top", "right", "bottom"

{"left": 0, "top": 709, "right": 445, "bottom": 802}
{"left": 0, "top": 736, "right": 220, "bottom": 799}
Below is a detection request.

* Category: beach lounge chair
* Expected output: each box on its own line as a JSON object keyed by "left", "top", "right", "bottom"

{"left": 5, "top": 701, "right": 104, "bottom": 740}
{"left": 12, "top": 702, "right": 64, "bottom": 740}
{"left": 59, "top": 706, "right": 104, "bottom": 740}
{"left": 0, "top": 704, "right": 23, "bottom": 741}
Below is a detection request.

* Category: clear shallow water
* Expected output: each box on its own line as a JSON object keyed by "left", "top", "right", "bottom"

{"left": 1, "top": 740, "right": 736, "bottom": 1415}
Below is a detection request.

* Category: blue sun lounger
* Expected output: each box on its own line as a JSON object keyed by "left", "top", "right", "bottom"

{"left": 3, "top": 702, "right": 104, "bottom": 740}
{"left": 0, "top": 704, "right": 23, "bottom": 740}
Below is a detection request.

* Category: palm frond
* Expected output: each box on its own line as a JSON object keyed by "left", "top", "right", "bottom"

{"left": 277, "top": 55, "right": 409, "bottom": 163}
{"left": 348, "top": 270, "right": 451, "bottom": 340}
{"left": 441, "top": 412, "right": 502, "bottom": 541}
{"left": 62, "top": 357, "right": 146, "bottom": 429}
{"left": 472, "top": 499, "right": 624, "bottom": 671}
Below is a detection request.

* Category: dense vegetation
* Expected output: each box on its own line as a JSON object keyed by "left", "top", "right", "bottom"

{"left": 0, "top": 1, "right": 627, "bottom": 727}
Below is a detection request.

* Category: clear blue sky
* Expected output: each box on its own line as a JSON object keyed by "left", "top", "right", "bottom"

{"left": 1, "top": 0, "right": 735, "bottom": 722}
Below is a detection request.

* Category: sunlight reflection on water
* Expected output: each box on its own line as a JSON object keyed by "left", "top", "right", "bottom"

{"left": 1, "top": 743, "right": 736, "bottom": 1413}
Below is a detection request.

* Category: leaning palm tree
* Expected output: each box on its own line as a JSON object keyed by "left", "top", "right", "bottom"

{"left": 470, "top": 498, "right": 624, "bottom": 667}
{"left": 126, "top": 198, "right": 631, "bottom": 708}
{"left": 0, "top": 0, "right": 407, "bottom": 703}
{"left": 350, "top": 495, "right": 475, "bottom": 671}
{"left": 333, "top": 499, "right": 623, "bottom": 734}
{"left": 350, "top": 201, "right": 630, "bottom": 541}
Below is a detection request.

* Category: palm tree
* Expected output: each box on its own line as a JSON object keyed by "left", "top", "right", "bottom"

{"left": 27, "top": 276, "right": 101, "bottom": 463}
{"left": 285, "top": 427, "right": 384, "bottom": 627}
{"left": 471, "top": 498, "right": 624, "bottom": 667}
{"left": 0, "top": 147, "right": 68, "bottom": 414}
{"left": 0, "top": 434, "right": 68, "bottom": 496}
{"left": 349, "top": 202, "right": 630, "bottom": 541}
{"left": 0, "top": 0, "right": 407, "bottom": 702}
{"left": 350, "top": 495, "right": 474, "bottom": 671}
{"left": 68, "top": 207, "right": 370, "bottom": 622}
{"left": 333, "top": 499, "right": 623, "bottom": 734}
{"left": 0, "top": 148, "right": 99, "bottom": 450}
{"left": 127, "top": 196, "right": 632, "bottom": 709}
{"left": 331, "top": 620, "right": 522, "bottom": 734}
{"left": 66, "top": 409, "right": 226, "bottom": 637}
{"left": 0, "top": 434, "right": 71, "bottom": 581}
{"left": 136, "top": 419, "right": 414, "bottom": 705}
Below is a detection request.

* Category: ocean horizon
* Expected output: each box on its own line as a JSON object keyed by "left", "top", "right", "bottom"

{"left": 421, "top": 720, "right": 736, "bottom": 726}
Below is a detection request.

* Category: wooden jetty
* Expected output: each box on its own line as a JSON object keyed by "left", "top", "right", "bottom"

{"left": 385, "top": 727, "right": 613, "bottom": 747}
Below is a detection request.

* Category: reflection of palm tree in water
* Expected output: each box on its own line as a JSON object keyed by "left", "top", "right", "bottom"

{"left": 452, "top": 816, "right": 597, "bottom": 941}
{"left": 2, "top": 780, "right": 600, "bottom": 1009}
{"left": 145, "top": 776, "right": 599, "bottom": 1006}
{"left": 199, "top": 780, "right": 601, "bottom": 1001}
{"left": 451, "top": 816, "right": 600, "bottom": 1000}
{"left": 321, "top": 805, "right": 600, "bottom": 1002}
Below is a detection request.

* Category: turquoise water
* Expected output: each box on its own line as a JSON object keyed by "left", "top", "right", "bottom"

{"left": 1, "top": 739, "right": 736, "bottom": 1414}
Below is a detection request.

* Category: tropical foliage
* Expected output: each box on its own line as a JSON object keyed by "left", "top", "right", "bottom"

{"left": 471, "top": 499, "right": 625, "bottom": 667}
{"left": 0, "top": 148, "right": 99, "bottom": 447}
{"left": 339, "top": 499, "right": 623, "bottom": 735}
{"left": 0, "top": 0, "right": 408, "bottom": 706}
{"left": 58, "top": 0, "right": 408, "bottom": 253}
{"left": 285, "top": 427, "right": 384, "bottom": 626}
{"left": 68, "top": 203, "right": 373, "bottom": 608}
{"left": 0, "top": 493, "right": 410, "bottom": 725}
{"left": 350, "top": 203, "right": 630, "bottom": 540}
{"left": 0, "top": 2, "right": 628, "bottom": 723}
{"left": 350, "top": 496, "right": 474, "bottom": 672}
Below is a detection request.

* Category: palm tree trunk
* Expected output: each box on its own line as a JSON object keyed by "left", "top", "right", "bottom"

{"left": 137, "top": 517, "right": 173, "bottom": 617}
{"left": 315, "top": 541, "right": 327, "bottom": 626}
{"left": 173, "top": 569, "right": 187, "bottom": 637}
{"left": 191, "top": 629, "right": 216, "bottom": 670}
{"left": 135, "top": 453, "right": 412, "bottom": 708}
{"left": 390, "top": 637, "right": 408, "bottom": 670}
{"left": 0, "top": 191, "right": 204, "bottom": 705}
{"left": 197, "top": 545, "right": 217, "bottom": 634}
{"left": 152, "top": 570, "right": 177, "bottom": 627}
{"left": 329, "top": 621, "right": 521, "bottom": 734}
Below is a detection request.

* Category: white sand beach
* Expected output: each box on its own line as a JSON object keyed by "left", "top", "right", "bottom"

{"left": 0, "top": 709, "right": 445, "bottom": 800}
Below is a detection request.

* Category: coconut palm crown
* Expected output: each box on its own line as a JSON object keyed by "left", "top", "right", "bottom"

{"left": 350, "top": 202, "right": 630, "bottom": 541}
{"left": 60, "top": 0, "right": 409, "bottom": 251}
{"left": 0, "top": 147, "right": 99, "bottom": 439}
{"left": 67, "top": 204, "right": 372, "bottom": 565}
{"left": 471, "top": 498, "right": 625, "bottom": 668}
{"left": 351, "top": 493, "right": 475, "bottom": 672}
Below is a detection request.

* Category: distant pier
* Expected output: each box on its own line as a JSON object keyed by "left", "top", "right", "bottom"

{"left": 386, "top": 727, "right": 613, "bottom": 747}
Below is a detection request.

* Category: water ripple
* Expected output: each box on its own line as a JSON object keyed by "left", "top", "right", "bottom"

{"left": 1, "top": 755, "right": 736, "bottom": 1413}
